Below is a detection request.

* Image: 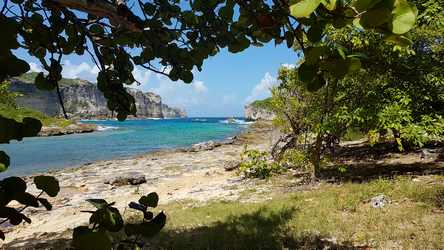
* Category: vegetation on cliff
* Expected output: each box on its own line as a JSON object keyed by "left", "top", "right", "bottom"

{"left": 0, "top": 82, "right": 72, "bottom": 127}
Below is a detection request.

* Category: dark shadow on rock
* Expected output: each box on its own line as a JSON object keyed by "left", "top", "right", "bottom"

{"left": 146, "top": 207, "right": 366, "bottom": 250}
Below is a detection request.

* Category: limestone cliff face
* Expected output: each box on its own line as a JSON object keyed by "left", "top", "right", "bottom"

{"left": 244, "top": 103, "right": 275, "bottom": 121}
{"left": 10, "top": 78, "right": 186, "bottom": 119}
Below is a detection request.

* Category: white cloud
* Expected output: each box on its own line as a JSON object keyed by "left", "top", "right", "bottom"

{"left": 28, "top": 62, "right": 45, "bottom": 73}
{"left": 60, "top": 60, "right": 99, "bottom": 82}
{"left": 282, "top": 63, "right": 295, "bottom": 69}
{"left": 149, "top": 74, "right": 208, "bottom": 108}
{"left": 131, "top": 67, "right": 152, "bottom": 90}
{"left": 245, "top": 72, "right": 278, "bottom": 104}
{"left": 192, "top": 80, "right": 207, "bottom": 93}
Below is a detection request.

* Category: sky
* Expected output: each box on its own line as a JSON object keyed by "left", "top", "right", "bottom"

{"left": 18, "top": 43, "right": 298, "bottom": 117}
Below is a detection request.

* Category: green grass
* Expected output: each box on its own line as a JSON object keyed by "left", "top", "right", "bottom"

{"left": 149, "top": 176, "right": 444, "bottom": 249}
{"left": 14, "top": 72, "right": 88, "bottom": 86}
{"left": 0, "top": 104, "right": 72, "bottom": 127}
{"left": 249, "top": 97, "right": 273, "bottom": 110}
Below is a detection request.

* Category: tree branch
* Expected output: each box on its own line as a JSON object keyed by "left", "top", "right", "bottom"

{"left": 49, "top": 0, "right": 143, "bottom": 32}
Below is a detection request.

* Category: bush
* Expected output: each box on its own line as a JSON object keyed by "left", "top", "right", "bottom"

{"left": 238, "top": 149, "right": 282, "bottom": 179}
{"left": 279, "top": 148, "right": 312, "bottom": 171}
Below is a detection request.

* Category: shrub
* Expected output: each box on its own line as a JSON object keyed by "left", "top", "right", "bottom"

{"left": 279, "top": 148, "right": 312, "bottom": 171}
{"left": 239, "top": 149, "right": 282, "bottom": 179}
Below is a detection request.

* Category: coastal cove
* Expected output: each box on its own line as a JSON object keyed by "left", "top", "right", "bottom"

{"left": 0, "top": 118, "right": 247, "bottom": 177}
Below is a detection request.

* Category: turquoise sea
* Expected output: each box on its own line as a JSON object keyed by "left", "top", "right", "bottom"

{"left": 0, "top": 118, "right": 249, "bottom": 177}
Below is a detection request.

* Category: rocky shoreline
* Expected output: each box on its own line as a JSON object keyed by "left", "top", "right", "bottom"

{"left": 38, "top": 123, "right": 98, "bottom": 137}
{"left": 1, "top": 121, "right": 277, "bottom": 248}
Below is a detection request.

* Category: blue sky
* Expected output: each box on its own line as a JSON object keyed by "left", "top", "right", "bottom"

{"left": 18, "top": 43, "right": 298, "bottom": 117}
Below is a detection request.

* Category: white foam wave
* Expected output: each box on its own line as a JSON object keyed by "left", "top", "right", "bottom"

{"left": 97, "top": 125, "right": 119, "bottom": 131}
{"left": 219, "top": 119, "right": 253, "bottom": 125}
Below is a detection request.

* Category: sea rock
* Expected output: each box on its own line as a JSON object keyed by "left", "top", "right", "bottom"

{"left": 105, "top": 174, "right": 147, "bottom": 186}
{"left": 189, "top": 140, "right": 221, "bottom": 152}
{"left": 370, "top": 194, "right": 390, "bottom": 208}
{"left": 224, "top": 160, "right": 241, "bottom": 171}
{"left": 38, "top": 123, "right": 97, "bottom": 136}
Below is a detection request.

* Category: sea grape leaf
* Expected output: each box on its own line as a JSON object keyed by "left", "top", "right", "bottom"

{"left": 290, "top": 0, "right": 321, "bottom": 18}
{"left": 0, "top": 152, "right": 10, "bottom": 173}
{"left": 139, "top": 192, "right": 159, "bottom": 208}
{"left": 15, "top": 192, "right": 39, "bottom": 207}
{"left": 90, "top": 207, "right": 124, "bottom": 232}
{"left": 389, "top": 0, "right": 418, "bottom": 34}
{"left": 321, "top": 0, "right": 336, "bottom": 11}
{"left": 86, "top": 199, "right": 109, "bottom": 209}
{"left": 125, "top": 211, "right": 166, "bottom": 238}
{"left": 352, "top": 0, "right": 383, "bottom": 12}
{"left": 72, "top": 226, "right": 112, "bottom": 250}
{"left": 359, "top": 7, "right": 391, "bottom": 28}
{"left": 298, "top": 63, "right": 317, "bottom": 83}
{"left": 34, "top": 176, "right": 60, "bottom": 197}
{"left": 307, "top": 24, "right": 323, "bottom": 43}
{"left": 38, "top": 198, "right": 52, "bottom": 210}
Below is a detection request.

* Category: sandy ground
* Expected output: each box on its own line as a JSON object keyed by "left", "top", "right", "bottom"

{"left": 1, "top": 122, "right": 278, "bottom": 248}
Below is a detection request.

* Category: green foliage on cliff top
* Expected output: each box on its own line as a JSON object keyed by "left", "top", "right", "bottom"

{"left": 249, "top": 98, "right": 273, "bottom": 110}
{"left": 0, "top": 104, "right": 72, "bottom": 127}
{"left": 15, "top": 73, "right": 89, "bottom": 86}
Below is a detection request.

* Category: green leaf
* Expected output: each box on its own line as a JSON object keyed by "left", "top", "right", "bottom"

{"left": 38, "top": 198, "right": 52, "bottom": 210}
{"left": 352, "top": 0, "right": 383, "bottom": 12}
{"left": 359, "top": 7, "right": 391, "bottom": 28}
{"left": 304, "top": 46, "right": 326, "bottom": 65}
{"left": 139, "top": 192, "right": 159, "bottom": 208}
{"left": 384, "top": 34, "right": 413, "bottom": 46}
{"left": 34, "top": 176, "right": 60, "bottom": 197}
{"left": 15, "top": 192, "right": 39, "bottom": 207}
{"left": 0, "top": 151, "right": 10, "bottom": 173}
{"left": 1, "top": 177, "right": 27, "bottom": 196}
{"left": 34, "top": 72, "right": 55, "bottom": 91}
{"left": 125, "top": 211, "right": 166, "bottom": 238}
{"left": 290, "top": 0, "right": 321, "bottom": 18}
{"left": 90, "top": 207, "right": 124, "bottom": 232}
{"left": 306, "top": 75, "right": 326, "bottom": 92}
{"left": 86, "top": 199, "right": 109, "bottom": 209}
{"left": 117, "top": 112, "right": 127, "bottom": 121}
{"left": 298, "top": 63, "right": 317, "bottom": 83}
{"left": 72, "top": 226, "right": 112, "bottom": 250}
{"left": 389, "top": 0, "right": 417, "bottom": 34}
{"left": 321, "top": 0, "right": 336, "bottom": 11}
{"left": 307, "top": 24, "right": 323, "bottom": 43}
{"left": 21, "top": 117, "right": 42, "bottom": 137}
{"left": 347, "top": 57, "right": 362, "bottom": 73}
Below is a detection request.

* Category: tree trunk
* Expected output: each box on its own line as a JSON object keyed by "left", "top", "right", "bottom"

{"left": 311, "top": 133, "right": 323, "bottom": 180}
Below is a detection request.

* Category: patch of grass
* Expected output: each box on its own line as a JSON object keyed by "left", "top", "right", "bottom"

{"left": 343, "top": 128, "right": 366, "bottom": 141}
{"left": 249, "top": 97, "right": 273, "bottom": 110}
{"left": 152, "top": 176, "right": 444, "bottom": 249}
{"left": 14, "top": 72, "right": 88, "bottom": 86}
{"left": 0, "top": 104, "right": 73, "bottom": 127}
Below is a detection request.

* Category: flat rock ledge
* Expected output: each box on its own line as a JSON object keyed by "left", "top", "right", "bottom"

{"left": 38, "top": 123, "right": 97, "bottom": 137}
{"left": 104, "top": 174, "right": 147, "bottom": 186}
{"left": 184, "top": 138, "right": 236, "bottom": 152}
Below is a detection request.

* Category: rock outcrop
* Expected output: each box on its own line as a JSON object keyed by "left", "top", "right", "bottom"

{"left": 10, "top": 76, "right": 186, "bottom": 119}
{"left": 244, "top": 103, "right": 275, "bottom": 121}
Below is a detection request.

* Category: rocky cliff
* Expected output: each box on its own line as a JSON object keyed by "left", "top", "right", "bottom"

{"left": 10, "top": 75, "right": 186, "bottom": 119}
{"left": 245, "top": 98, "right": 275, "bottom": 121}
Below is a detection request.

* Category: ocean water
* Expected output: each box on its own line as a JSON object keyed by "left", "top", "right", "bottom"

{"left": 0, "top": 118, "right": 249, "bottom": 177}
